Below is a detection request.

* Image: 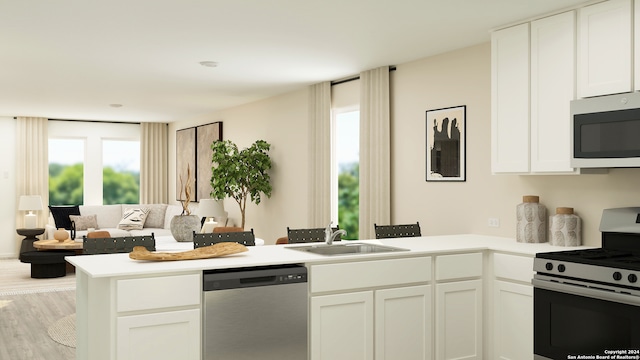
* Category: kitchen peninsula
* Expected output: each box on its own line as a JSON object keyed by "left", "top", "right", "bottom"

{"left": 67, "top": 234, "right": 590, "bottom": 360}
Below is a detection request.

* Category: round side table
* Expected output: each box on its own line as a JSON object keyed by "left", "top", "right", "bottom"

{"left": 17, "top": 228, "right": 45, "bottom": 253}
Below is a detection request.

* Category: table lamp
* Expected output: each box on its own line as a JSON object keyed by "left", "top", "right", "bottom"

{"left": 18, "top": 195, "right": 43, "bottom": 229}
{"left": 198, "top": 199, "right": 227, "bottom": 233}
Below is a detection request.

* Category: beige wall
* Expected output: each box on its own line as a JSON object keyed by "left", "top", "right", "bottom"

{"left": 392, "top": 43, "right": 640, "bottom": 246}
{"left": 169, "top": 89, "right": 310, "bottom": 244}
{"left": 0, "top": 118, "right": 17, "bottom": 257}
{"left": 173, "top": 42, "right": 640, "bottom": 247}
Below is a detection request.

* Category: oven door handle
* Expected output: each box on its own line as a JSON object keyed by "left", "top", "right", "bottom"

{"left": 532, "top": 278, "right": 640, "bottom": 306}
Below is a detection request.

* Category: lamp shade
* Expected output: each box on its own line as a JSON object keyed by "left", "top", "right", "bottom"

{"left": 198, "top": 199, "right": 225, "bottom": 218}
{"left": 18, "top": 195, "right": 43, "bottom": 211}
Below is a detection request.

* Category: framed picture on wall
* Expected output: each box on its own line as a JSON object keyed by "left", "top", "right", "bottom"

{"left": 176, "top": 127, "right": 197, "bottom": 201}
{"left": 196, "top": 121, "right": 223, "bottom": 201}
{"left": 426, "top": 105, "right": 466, "bottom": 182}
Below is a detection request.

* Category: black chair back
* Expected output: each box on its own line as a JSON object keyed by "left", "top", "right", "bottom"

{"left": 83, "top": 233, "right": 156, "bottom": 254}
{"left": 193, "top": 229, "right": 256, "bottom": 248}
{"left": 287, "top": 226, "right": 341, "bottom": 244}
{"left": 374, "top": 222, "right": 421, "bottom": 239}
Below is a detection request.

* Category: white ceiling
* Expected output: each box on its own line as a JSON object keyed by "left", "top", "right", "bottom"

{"left": 0, "top": 0, "right": 589, "bottom": 123}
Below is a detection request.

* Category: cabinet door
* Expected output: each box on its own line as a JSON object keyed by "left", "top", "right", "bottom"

{"left": 578, "top": 0, "right": 632, "bottom": 98}
{"left": 375, "top": 285, "right": 432, "bottom": 360}
{"left": 436, "top": 280, "right": 483, "bottom": 360}
{"left": 491, "top": 23, "right": 530, "bottom": 173}
{"left": 530, "top": 11, "right": 577, "bottom": 173}
{"left": 311, "top": 291, "right": 374, "bottom": 360}
{"left": 116, "top": 309, "right": 200, "bottom": 360}
{"left": 493, "top": 281, "right": 533, "bottom": 360}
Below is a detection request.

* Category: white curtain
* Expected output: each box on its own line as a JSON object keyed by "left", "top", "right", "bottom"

{"left": 140, "top": 122, "right": 168, "bottom": 204}
{"left": 15, "top": 117, "right": 49, "bottom": 229}
{"left": 359, "top": 66, "right": 391, "bottom": 239}
{"left": 308, "top": 82, "right": 332, "bottom": 227}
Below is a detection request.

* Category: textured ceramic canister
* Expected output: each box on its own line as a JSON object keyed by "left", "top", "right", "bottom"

{"left": 516, "top": 195, "right": 547, "bottom": 243}
{"left": 550, "top": 207, "right": 581, "bottom": 247}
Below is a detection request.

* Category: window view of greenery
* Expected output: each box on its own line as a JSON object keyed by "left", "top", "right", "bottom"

{"left": 336, "top": 111, "right": 360, "bottom": 239}
{"left": 49, "top": 139, "right": 84, "bottom": 205}
{"left": 48, "top": 138, "right": 141, "bottom": 205}
{"left": 102, "top": 140, "right": 140, "bottom": 205}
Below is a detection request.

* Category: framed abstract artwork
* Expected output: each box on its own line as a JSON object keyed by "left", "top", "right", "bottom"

{"left": 196, "top": 121, "right": 223, "bottom": 201}
{"left": 176, "top": 127, "right": 196, "bottom": 201}
{"left": 426, "top": 105, "right": 466, "bottom": 182}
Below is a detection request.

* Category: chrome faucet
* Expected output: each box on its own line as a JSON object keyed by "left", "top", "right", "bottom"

{"left": 325, "top": 222, "right": 347, "bottom": 245}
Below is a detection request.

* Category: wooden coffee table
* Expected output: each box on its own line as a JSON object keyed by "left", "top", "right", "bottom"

{"left": 33, "top": 239, "right": 83, "bottom": 252}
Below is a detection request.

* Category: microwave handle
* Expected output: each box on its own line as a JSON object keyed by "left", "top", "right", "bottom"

{"left": 532, "top": 278, "right": 640, "bottom": 307}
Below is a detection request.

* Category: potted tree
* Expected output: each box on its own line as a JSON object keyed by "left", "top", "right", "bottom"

{"left": 210, "top": 139, "right": 272, "bottom": 229}
{"left": 170, "top": 164, "right": 200, "bottom": 242}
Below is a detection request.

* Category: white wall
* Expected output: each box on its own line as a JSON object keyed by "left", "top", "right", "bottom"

{"left": 169, "top": 88, "right": 309, "bottom": 244}
{"left": 0, "top": 118, "right": 17, "bottom": 257}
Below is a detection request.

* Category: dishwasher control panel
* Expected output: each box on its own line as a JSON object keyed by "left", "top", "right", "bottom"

{"left": 203, "top": 264, "right": 308, "bottom": 291}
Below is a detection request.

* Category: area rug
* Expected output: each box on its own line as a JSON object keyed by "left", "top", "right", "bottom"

{"left": 48, "top": 313, "right": 76, "bottom": 348}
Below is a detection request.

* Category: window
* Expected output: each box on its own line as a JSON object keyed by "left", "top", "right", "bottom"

{"left": 334, "top": 110, "right": 359, "bottom": 239}
{"left": 49, "top": 138, "right": 85, "bottom": 205}
{"left": 102, "top": 140, "right": 140, "bottom": 204}
{"left": 48, "top": 121, "right": 140, "bottom": 206}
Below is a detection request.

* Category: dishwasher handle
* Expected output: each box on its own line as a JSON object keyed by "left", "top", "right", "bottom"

{"left": 203, "top": 264, "right": 307, "bottom": 291}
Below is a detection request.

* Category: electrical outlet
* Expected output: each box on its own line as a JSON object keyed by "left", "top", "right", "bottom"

{"left": 488, "top": 218, "right": 500, "bottom": 227}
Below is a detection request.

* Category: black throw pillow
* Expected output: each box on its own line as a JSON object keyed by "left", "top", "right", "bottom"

{"left": 49, "top": 205, "right": 81, "bottom": 230}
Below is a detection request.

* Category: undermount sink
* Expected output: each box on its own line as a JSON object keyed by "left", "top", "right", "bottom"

{"left": 287, "top": 242, "right": 409, "bottom": 256}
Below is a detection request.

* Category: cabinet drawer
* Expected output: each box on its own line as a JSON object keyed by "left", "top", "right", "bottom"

{"left": 436, "top": 252, "right": 483, "bottom": 281}
{"left": 117, "top": 273, "right": 201, "bottom": 312}
{"left": 493, "top": 253, "right": 534, "bottom": 283}
{"left": 310, "top": 257, "right": 431, "bottom": 293}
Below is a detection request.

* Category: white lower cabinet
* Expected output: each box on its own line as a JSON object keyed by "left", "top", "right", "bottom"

{"left": 116, "top": 309, "right": 201, "bottom": 360}
{"left": 309, "top": 257, "right": 432, "bottom": 360}
{"left": 435, "top": 280, "right": 483, "bottom": 360}
{"left": 493, "top": 281, "right": 533, "bottom": 360}
{"left": 311, "top": 291, "right": 374, "bottom": 360}
{"left": 375, "top": 285, "right": 432, "bottom": 360}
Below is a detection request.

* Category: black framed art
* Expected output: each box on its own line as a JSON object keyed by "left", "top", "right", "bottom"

{"left": 196, "top": 121, "right": 223, "bottom": 201}
{"left": 176, "top": 127, "right": 196, "bottom": 200}
{"left": 426, "top": 105, "right": 466, "bottom": 182}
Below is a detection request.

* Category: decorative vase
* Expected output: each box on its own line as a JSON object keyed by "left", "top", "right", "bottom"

{"left": 550, "top": 207, "right": 582, "bottom": 247}
{"left": 54, "top": 228, "right": 69, "bottom": 242}
{"left": 516, "top": 195, "right": 547, "bottom": 243}
{"left": 170, "top": 215, "right": 200, "bottom": 242}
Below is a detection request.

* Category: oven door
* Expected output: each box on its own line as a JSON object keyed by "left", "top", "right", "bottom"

{"left": 533, "top": 278, "right": 640, "bottom": 359}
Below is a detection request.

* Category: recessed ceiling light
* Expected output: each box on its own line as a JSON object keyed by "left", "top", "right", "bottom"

{"left": 109, "top": 104, "right": 123, "bottom": 108}
{"left": 199, "top": 61, "right": 218, "bottom": 68}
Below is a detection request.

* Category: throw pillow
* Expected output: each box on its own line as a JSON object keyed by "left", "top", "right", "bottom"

{"left": 49, "top": 205, "right": 81, "bottom": 230}
{"left": 118, "top": 207, "right": 150, "bottom": 231}
{"left": 69, "top": 214, "right": 99, "bottom": 231}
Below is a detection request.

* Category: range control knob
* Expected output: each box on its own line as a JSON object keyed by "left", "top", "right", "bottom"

{"left": 558, "top": 264, "right": 566, "bottom": 273}
{"left": 545, "top": 262, "right": 553, "bottom": 271}
{"left": 613, "top": 272, "right": 623, "bottom": 281}
{"left": 629, "top": 274, "right": 638, "bottom": 283}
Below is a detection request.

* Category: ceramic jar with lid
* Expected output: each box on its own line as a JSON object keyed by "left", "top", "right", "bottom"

{"left": 516, "top": 195, "right": 547, "bottom": 243}
{"left": 550, "top": 207, "right": 582, "bottom": 246}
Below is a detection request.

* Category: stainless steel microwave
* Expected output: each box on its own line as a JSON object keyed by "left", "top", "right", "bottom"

{"left": 571, "top": 92, "right": 640, "bottom": 168}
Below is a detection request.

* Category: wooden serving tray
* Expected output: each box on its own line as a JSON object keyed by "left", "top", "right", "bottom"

{"left": 129, "top": 242, "right": 248, "bottom": 261}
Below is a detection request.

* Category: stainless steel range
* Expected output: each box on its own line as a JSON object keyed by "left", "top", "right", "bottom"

{"left": 533, "top": 207, "right": 640, "bottom": 359}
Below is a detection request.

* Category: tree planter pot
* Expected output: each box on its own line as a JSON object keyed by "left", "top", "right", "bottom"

{"left": 170, "top": 215, "right": 200, "bottom": 242}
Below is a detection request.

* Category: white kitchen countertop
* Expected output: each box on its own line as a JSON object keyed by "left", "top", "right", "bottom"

{"left": 66, "top": 234, "right": 593, "bottom": 278}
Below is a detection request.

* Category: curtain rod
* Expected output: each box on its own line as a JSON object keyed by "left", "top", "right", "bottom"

{"left": 331, "top": 66, "right": 397, "bottom": 86}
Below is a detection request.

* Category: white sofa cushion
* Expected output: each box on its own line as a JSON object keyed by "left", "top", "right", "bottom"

{"left": 80, "top": 204, "right": 123, "bottom": 229}
{"left": 118, "top": 207, "right": 150, "bottom": 230}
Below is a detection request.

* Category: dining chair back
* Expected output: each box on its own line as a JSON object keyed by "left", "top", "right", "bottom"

{"left": 373, "top": 222, "right": 421, "bottom": 239}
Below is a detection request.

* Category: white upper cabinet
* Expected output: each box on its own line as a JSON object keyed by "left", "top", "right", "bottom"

{"left": 578, "top": 0, "right": 632, "bottom": 98}
{"left": 491, "top": 23, "right": 530, "bottom": 173}
{"left": 530, "top": 11, "right": 577, "bottom": 173}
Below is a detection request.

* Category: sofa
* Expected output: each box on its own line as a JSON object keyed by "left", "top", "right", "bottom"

{"left": 46, "top": 204, "right": 184, "bottom": 241}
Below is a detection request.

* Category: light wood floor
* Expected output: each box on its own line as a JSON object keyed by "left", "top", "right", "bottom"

{"left": 0, "top": 258, "right": 76, "bottom": 360}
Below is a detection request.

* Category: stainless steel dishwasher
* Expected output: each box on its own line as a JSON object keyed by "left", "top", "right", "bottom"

{"left": 202, "top": 264, "right": 308, "bottom": 360}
